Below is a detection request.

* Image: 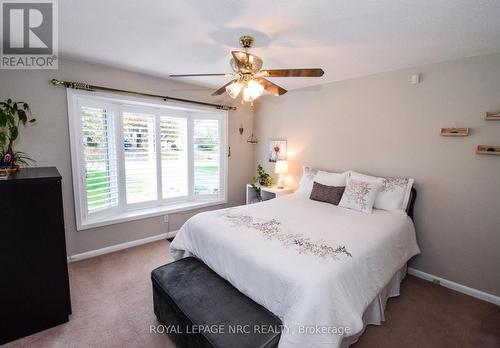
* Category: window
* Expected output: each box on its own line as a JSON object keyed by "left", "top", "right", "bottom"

{"left": 160, "top": 116, "right": 188, "bottom": 199}
{"left": 194, "top": 119, "right": 220, "bottom": 196}
{"left": 68, "top": 90, "right": 228, "bottom": 230}
{"left": 122, "top": 111, "right": 157, "bottom": 204}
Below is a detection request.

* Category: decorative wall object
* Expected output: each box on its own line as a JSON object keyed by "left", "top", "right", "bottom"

{"left": 268, "top": 139, "right": 287, "bottom": 162}
{"left": 485, "top": 112, "right": 500, "bottom": 120}
{"left": 440, "top": 128, "right": 469, "bottom": 136}
{"left": 476, "top": 145, "right": 500, "bottom": 155}
{"left": 247, "top": 133, "right": 258, "bottom": 144}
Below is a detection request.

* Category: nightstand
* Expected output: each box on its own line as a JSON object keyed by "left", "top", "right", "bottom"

{"left": 246, "top": 184, "right": 294, "bottom": 204}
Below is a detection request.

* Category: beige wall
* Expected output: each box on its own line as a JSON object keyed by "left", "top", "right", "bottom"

{"left": 0, "top": 59, "right": 255, "bottom": 255}
{"left": 2, "top": 53, "right": 498, "bottom": 297}
{"left": 253, "top": 53, "right": 500, "bottom": 296}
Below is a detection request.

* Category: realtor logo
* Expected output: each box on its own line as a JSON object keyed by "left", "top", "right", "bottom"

{"left": 1, "top": 0, "right": 58, "bottom": 69}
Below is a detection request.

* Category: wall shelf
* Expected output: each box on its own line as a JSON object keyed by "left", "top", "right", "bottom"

{"left": 440, "top": 128, "right": 469, "bottom": 136}
{"left": 485, "top": 112, "right": 500, "bottom": 120}
{"left": 476, "top": 145, "right": 500, "bottom": 156}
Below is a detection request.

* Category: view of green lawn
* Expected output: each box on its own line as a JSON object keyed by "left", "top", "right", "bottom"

{"left": 86, "top": 163, "right": 219, "bottom": 208}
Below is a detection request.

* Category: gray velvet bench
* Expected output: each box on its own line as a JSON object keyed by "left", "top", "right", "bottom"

{"left": 151, "top": 257, "right": 282, "bottom": 348}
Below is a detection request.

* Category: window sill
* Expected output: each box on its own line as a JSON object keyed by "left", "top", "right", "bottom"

{"left": 78, "top": 199, "right": 227, "bottom": 231}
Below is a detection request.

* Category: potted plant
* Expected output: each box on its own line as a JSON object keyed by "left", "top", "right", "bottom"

{"left": 250, "top": 165, "right": 272, "bottom": 202}
{"left": 0, "top": 99, "right": 36, "bottom": 173}
{"left": 254, "top": 164, "right": 272, "bottom": 187}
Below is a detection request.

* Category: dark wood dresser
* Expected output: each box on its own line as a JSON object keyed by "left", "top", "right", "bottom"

{"left": 0, "top": 167, "right": 71, "bottom": 344}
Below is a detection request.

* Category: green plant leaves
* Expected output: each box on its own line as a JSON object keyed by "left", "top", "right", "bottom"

{"left": 0, "top": 99, "right": 36, "bottom": 163}
{"left": 11, "top": 150, "right": 35, "bottom": 165}
{"left": 0, "top": 109, "right": 6, "bottom": 127}
{"left": 255, "top": 164, "right": 272, "bottom": 187}
{"left": 17, "top": 109, "right": 27, "bottom": 124}
{"left": 9, "top": 126, "right": 18, "bottom": 141}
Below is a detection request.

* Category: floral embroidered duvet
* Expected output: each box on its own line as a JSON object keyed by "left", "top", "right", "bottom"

{"left": 171, "top": 193, "right": 420, "bottom": 347}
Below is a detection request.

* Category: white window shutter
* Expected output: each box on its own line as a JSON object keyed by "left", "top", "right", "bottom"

{"left": 122, "top": 112, "right": 158, "bottom": 204}
{"left": 68, "top": 90, "right": 228, "bottom": 230}
{"left": 193, "top": 119, "right": 221, "bottom": 197}
{"left": 160, "top": 116, "right": 188, "bottom": 199}
{"left": 80, "top": 105, "right": 119, "bottom": 214}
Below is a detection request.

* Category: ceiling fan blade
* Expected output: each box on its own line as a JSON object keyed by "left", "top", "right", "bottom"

{"left": 211, "top": 79, "right": 237, "bottom": 96}
{"left": 231, "top": 51, "right": 263, "bottom": 73}
{"left": 170, "top": 73, "right": 233, "bottom": 77}
{"left": 256, "top": 78, "right": 287, "bottom": 96}
{"left": 260, "top": 68, "right": 324, "bottom": 77}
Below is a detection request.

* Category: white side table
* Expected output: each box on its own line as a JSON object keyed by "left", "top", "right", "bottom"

{"left": 246, "top": 184, "right": 294, "bottom": 204}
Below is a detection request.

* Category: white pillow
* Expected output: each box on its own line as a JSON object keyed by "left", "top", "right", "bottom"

{"left": 296, "top": 166, "right": 318, "bottom": 195}
{"left": 296, "top": 167, "right": 349, "bottom": 196}
{"left": 350, "top": 171, "right": 414, "bottom": 213}
{"left": 339, "top": 178, "right": 382, "bottom": 214}
{"left": 314, "top": 170, "right": 350, "bottom": 187}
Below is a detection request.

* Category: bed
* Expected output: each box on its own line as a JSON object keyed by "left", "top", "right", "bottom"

{"left": 171, "top": 189, "right": 420, "bottom": 347}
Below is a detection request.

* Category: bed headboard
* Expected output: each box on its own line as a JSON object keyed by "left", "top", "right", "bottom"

{"left": 406, "top": 187, "right": 417, "bottom": 220}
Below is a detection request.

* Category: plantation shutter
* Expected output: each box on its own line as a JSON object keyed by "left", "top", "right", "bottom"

{"left": 193, "top": 118, "right": 221, "bottom": 197}
{"left": 80, "top": 104, "right": 119, "bottom": 214}
{"left": 160, "top": 115, "right": 188, "bottom": 199}
{"left": 122, "top": 112, "right": 157, "bottom": 204}
{"left": 69, "top": 90, "right": 228, "bottom": 230}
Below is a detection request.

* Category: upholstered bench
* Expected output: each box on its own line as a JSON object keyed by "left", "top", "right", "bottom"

{"left": 151, "top": 257, "right": 282, "bottom": 348}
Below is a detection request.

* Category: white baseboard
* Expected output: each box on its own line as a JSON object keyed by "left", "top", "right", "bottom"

{"left": 67, "top": 231, "right": 178, "bottom": 263}
{"left": 408, "top": 267, "right": 500, "bottom": 306}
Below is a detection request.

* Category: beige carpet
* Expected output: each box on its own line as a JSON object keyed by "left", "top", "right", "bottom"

{"left": 5, "top": 240, "right": 499, "bottom": 348}
{"left": 5, "top": 240, "right": 175, "bottom": 348}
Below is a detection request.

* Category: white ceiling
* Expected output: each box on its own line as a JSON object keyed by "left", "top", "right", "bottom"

{"left": 60, "top": 0, "right": 500, "bottom": 91}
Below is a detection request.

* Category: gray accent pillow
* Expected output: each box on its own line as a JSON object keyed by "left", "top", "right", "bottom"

{"left": 309, "top": 181, "right": 345, "bottom": 205}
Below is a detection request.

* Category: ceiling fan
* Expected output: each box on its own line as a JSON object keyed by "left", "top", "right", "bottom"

{"left": 170, "top": 35, "right": 325, "bottom": 104}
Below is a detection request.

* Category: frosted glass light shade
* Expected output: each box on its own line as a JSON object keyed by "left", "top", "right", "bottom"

{"left": 226, "top": 81, "right": 243, "bottom": 99}
{"left": 243, "top": 79, "right": 264, "bottom": 102}
{"left": 275, "top": 160, "right": 288, "bottom": 174}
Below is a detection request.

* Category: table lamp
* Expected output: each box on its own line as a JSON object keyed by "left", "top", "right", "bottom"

{"left": 275, "top": 160, "right": 288, "bottom": 189}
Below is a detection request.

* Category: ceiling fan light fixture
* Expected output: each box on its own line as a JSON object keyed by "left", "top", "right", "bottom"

{"left": 225, "top": 80, "right": 243, "bottom": 99}
{"left": 243, "top": 79, "right": 264, "bottom": 102}
{"left": 170, "top": 35, "right": 324, "bottom": 104}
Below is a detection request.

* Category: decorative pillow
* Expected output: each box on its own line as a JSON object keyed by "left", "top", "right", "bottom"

{"left": 314, "top": 170, "right": 350, "bottom": 187}
{"left": 297, "top": 167, "right": 350, "bottom": 196}
{"left": 339, "top": 178, "right": 382, "bottom": 214}
{"left": 309, "top": 182, "right": 345, "bottom": 205}
{"left": 350, "top": 171, "right": 414, "bottom": 213}
{"left": 296, "top": 166, "right": 318, "bottom": 195}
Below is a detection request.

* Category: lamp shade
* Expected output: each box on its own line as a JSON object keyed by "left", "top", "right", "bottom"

{"left": 225, "top": 81, "right": 243, "bottom": 99}
{"left": 275, "top": 160, "right": 288, "bottom": 174}
{"left": 243, "top": 79, "right": 264, "bottom": 102}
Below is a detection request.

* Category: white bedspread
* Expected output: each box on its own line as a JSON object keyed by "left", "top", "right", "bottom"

{"left": 170, "top": 194, "right": 420, "bottom": 347}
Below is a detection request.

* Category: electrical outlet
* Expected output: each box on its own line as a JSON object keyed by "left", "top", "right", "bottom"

{"left": 163, "top": 215, "right": 169, "bottom": 223}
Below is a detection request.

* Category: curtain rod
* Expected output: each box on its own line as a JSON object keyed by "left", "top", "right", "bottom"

{"left": 50, "top": 79, "right": 237, "bottom": 111}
